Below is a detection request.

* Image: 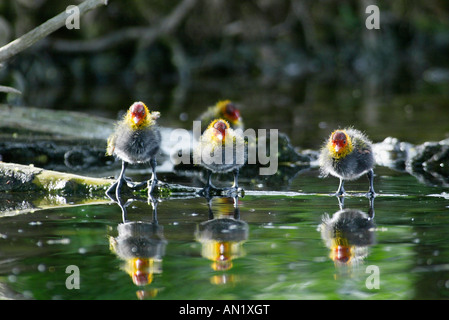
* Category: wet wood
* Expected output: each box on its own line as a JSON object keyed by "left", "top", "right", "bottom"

{"left": 0, "top": 161, "right": 220, "bottom": 198}
{"left": 0, "top": 162, "right": 113, "bottom": 195}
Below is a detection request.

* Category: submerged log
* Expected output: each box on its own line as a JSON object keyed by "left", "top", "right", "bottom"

{"left": 0, "top": 161, "right": 233, "bottom": 198}
{"left": 0, "top": 162, "right": 113, "bottom": 195}
{"left": 373, "top": 137, "right": 449, "bottom": 187}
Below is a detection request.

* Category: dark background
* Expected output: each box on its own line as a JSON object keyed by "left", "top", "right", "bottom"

{"left": 1, "top": 0, "right": 449, "bottom": 148}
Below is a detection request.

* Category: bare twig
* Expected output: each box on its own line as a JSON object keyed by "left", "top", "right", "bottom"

{"left": 0, "top": 85, "right": 22, "bottom": 95}
{"left": 46, "top": 0, "right": 197, "bottom": 53}
{"left": 0, "top": 0, "right": 108, "bottom": 63}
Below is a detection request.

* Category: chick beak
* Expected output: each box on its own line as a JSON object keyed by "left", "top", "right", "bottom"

{"left": 131, "top": 258, "right": 152, "bottom": 286}
{"left": 212, "top": 120, "right": 228, "bottom": 143}
{"left": 334, "top": 144, "right": 341, "bottom": 153}
{"left": 133, "top": 271, "right": 151, "bottom": 286}
{"left": 333, "top": 140, "right": 346, "bottom": 153}
{"left": 333, "top": 245, "right": 351, "bottom": 263}
{"left": 214, "top": 129, "right": 224, "bottom": 142}
{"left": 132, "top": 114, "right": 143, "bottom": 125}
{"left": 233, "top": 110, "right": 241, "bottom": 122}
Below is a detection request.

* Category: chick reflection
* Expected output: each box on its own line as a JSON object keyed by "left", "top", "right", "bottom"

{"left": 319, "top": 197, "right": 376, "bottom": 270}
{"left": 195, "top": 196, "right": 248, "bottom": 284}
{"left": 109, "top": 196, "right": 167, "bottom": 298}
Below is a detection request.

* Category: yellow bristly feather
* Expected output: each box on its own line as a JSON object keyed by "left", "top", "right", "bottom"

{"left": 106, "top": 136, "right": 115, "bottom": 156}
{"left": 216, "top": 100, "right": 232, "bottom": 112}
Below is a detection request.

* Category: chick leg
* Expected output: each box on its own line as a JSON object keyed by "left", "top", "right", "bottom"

{"left": 200, "top": 170, "right": 215, "bottom": 197}
{"left": 368, "top": 195, "right": 375, "bottom": 219}
{"left": 106, "top": 181, "right": 117, "bottom": 198}
{"left": 367, "top": 169, "right": 376, "bottom": 197}
{"left": 336, "top": 178, "right": 345, "bottom": 196}
{"left": 232, "top": 168, "right": 239, "bottom": 190}
{"left": 106, "top": 161, "right": 128, "bottom": 199}
{"left": 222, "top": 169, "right": 241, "bottom": 196}
{"left": 115, "top": 161, "right": 128, "bottom": 200}
{"left": 147, "top": 158, "right": 158, "bottom": 194}
{"left": 337, "top": 195, "right": 345, "bottom": 210}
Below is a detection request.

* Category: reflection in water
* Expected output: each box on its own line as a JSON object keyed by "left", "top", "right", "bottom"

{"left": 319, "top": 197, "right": 376, "bottom": 275}
{"left": 109, "top": 196, "right": 167, "bottom": 299}
{"left": 195, "top": 196, "right": 248, "bottom": 285}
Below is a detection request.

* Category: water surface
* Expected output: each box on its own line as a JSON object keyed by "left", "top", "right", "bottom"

{"left": 1, "top": 165, "right": 449, "bottom": 300}
{"left": 1, "top": 73, "right": 449, "bottom": 300}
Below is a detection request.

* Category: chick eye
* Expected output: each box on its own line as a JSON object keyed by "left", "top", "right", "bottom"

{"left": 225, "top": 104, "right": 235, "bottom": 113}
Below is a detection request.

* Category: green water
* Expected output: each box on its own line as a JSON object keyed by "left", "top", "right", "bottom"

{"left": 1, "top": 0, "right": 449, "bottom": 303}
{"left": 1, "top": 166, "right": 449, "bottom": 300}
{"left": 2, "top": 74, "right": 449, "bottom": 300}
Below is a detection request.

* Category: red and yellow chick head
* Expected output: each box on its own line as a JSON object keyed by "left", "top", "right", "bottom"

{"left": 331, "top": 245, "right": 352, "bottom": 264}
{"left": 129, "top": 102, "right": 148, "bottom": 126}
{"left": 126, "top": 101, "right": 160, "bottom": 129}
{"left": 328, "top": 130, "right": 353, "bottom": 159}
{"left": 129, "top": 257, "right": 153, "bottom": 286}
{"left": 217, "top": 100, "right": 241, "bottom": 124}
{"left": 209, "top": 119, "right": 231, "bottom": 144}
{"left": 332, "top": 131, "right": 348, "bottom": 153}
{"left": 212, "top": 242, "right": 233, "bottom": 271}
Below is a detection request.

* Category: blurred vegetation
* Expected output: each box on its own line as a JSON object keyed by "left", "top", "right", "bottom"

{"left": 0, "top": 0, "right": 448, "bottom": 93}
{"left": 0, "top": 0, "right": 448, "bottom": 152}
